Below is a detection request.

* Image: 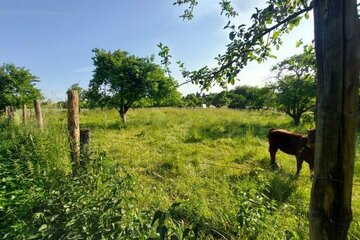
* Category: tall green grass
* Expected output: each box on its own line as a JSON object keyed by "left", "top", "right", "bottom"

{"left": 1, "top": 107, "right": 359, "bottom": 239}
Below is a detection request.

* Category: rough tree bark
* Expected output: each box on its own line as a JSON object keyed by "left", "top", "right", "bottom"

{"left": 310, "top": 1, "right": 360, "bottom": 239}
{"left": 119, "top": 111, "right": 127, "bottom": 123}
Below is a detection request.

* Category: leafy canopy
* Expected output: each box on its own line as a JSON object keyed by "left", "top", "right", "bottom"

{"left": 0, "top": 63, "right": 41, "bottom": 110}
{"left": 270, "top": 44, "right": 316, "bottom": 125}
{"left": 87, "top": 49, "right": 178, "bottom": 120}
{"left": 169, "top": 0, "right": 313, "bottom": 90}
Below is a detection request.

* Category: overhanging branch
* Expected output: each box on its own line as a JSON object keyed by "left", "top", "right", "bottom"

{"left": 176, "top": 80, "right": 192, "bottom": 87}
{"left": 217, "top": 4, "right": 314, "bottom": 75}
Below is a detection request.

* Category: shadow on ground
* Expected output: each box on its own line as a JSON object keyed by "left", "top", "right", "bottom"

{"left": 185, "top": 121, "right": 295, "bottom": 143}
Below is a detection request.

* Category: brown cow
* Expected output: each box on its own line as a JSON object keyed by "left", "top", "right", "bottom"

{"left": 268, "top": 128, "right": 315, "bottom": 174}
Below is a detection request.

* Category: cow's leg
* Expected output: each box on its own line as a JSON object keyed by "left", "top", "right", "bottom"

{"left": 296, "top": 156, "right": 303, "bottom": 175}
{"left": 269, "top": 145, "right": 278, "bottom": 168}
{"left": 308, "top": 160, "right": 314, "bottom": 172}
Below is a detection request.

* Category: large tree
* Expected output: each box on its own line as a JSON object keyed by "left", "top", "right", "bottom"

{"left": 0, "top": 63, "right": 41, "bottom": 112}
{"left": 87, "top": 49, "right": 178, "bottom": 122}
{"left": 171, "top": 1, "right": 360, "bottom": 239}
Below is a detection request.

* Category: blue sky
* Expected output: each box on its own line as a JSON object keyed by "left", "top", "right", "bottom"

{"left": 0, "top": 0, "right": 314, "bottom": 101}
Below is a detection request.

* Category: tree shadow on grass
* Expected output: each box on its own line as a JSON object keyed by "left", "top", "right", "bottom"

{"left": 263, "top": 171, "right": 299, "bottom": 203}
{"left": 229, "top": 155, "right": 300, "bottom": 204}
{"left": 184, "top": 120, "right": 294, "bottom": 143}
{"left": 81, "top": 121, "right": 128, "bottom": 131}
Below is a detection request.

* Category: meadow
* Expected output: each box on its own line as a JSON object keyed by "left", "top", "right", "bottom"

{"left": 1, "top": 107, "right": 359, "bottom": 239}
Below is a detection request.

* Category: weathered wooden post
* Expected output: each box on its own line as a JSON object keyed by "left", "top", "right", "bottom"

{"left": 5, "top": 106, "right": 10, "bottom": 118}
{"left": 34, "top": 99, "right": 44, "bottom": 130}
{"left": 5, "top": 106, "right": 15, "bottom": 120}
{"left": 22, "top": 104, "right": 28, "bottom": 125}
{"left": 310, "top": 1, "right": 360, "bottom": 239}
{"left": 80, "top": 128, "right": 91, "bottom": 164}
{"left": 67, "top": 90, "right": 80, "bottom": 167}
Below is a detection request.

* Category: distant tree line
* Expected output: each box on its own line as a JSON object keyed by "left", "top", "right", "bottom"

{"left": 2, "top": 45, "right": 353, "bottom": 127}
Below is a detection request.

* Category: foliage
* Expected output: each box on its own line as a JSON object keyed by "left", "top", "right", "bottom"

{"left": 150, "top": 203, "right": 203, "bottom": 240}
{"left": 270, "top": 46, "right": 316, "bottom": 125}
{"left": 0, "top": 121, "right": 158, "bottom": 239}
{"left": 236, "top": 191, "right": 277, "bottom": 239}
{"left": 204, "top": 91, "right": 230, "bottom": 108}
{"left": 228, "top": 93, "right": 246, "bottom": 109}
{"left": 157, "top": 43, "right": 172, "bottom": 77}
{"left": 168, "top": 0, "right": 313, "bottom": 90}
{"left": 87, "top": 49, "right": 178, "bottom": 122}
{"left": 182, "top": 93, "right": 203, "bottom": 108}
{"left": 0, "top": 63, "right": 42, "bottom": 110}
{"left": 231, "top": 85, "right": 275, "bottom": 110}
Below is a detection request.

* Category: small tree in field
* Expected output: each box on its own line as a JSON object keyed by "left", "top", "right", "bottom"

{"left": 271, "top": 45, "right": 316, "bottom": 125}
{"left": 87, "top": 49, "right": 178, "bottom": 122}
{"left": 272, "top": 75, "right": 315, "bottom": 125}
{"left": 0, "top": 63, "right": 42, "bottom": 112}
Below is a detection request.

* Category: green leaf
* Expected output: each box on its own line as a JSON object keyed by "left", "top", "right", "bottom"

{"left": 272, "top": 30, "right": 280, "bottom": 39}
{"left": 229, "top": 31, "right": 236, "bottom": 40}
{"left": 38, "top": 224, "right": 48, "bottom": 232}
{"left": 295, "top": 39, "right": 303, "bottom": 48}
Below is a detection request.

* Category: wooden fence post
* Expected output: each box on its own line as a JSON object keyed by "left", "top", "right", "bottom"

{"left": 67, "top": 90, "right": 80, "bottom": 167}
{"left": 5, "top": 106, "right": 10, "bottom": 118}
{"left": 80, "top": 128, "right": 91, "bottom": 164}
{"left": 5, "top": 106, "right": 15, "bottom": 120}
{"left": 22, "top": 104, "right": 28, "bottom": 125}
{"left": 34, "top": 99, "right": 43, "bottom": 130}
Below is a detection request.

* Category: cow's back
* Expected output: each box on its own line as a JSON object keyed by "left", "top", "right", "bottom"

{"left": 268, "top": 128, "right": 302, "bottom": 155}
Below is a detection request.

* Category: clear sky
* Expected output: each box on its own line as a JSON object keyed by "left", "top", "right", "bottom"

{"left": 0, "top": 0, "right": 314, "bottom": 101}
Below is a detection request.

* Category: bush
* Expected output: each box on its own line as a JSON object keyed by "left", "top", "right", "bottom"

{"left": 0, "top": 121, "right": 158, "bottom": 239}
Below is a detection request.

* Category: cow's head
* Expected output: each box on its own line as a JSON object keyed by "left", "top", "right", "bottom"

{"left": 307, "top": 129, "right": 315, "bottom": 149}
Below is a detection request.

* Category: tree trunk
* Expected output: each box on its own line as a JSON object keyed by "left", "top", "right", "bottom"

{"left": 119, "top": 110, "right": 127, "bottom": 123}
{"left": 293, "top": 113, "right": 301, "bottom": 126}
{"left": 310, "top": 1, "right": 360, "bottom": 239}
{"left": 120, "top": 113, "right": 126, "bottom": 123}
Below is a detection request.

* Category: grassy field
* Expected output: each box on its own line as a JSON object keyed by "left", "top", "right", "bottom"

{"left": 1, "top": 107, "right": 359, "bottom": 239}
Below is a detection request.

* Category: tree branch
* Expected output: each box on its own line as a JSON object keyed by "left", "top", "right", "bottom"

{"left": 176, "top": 79, "right": 192, "bottom": 87}
{"left": 215, "top": 4, "right": 314, "bottom": 76}
{"left": 262, "top": 6, "right": 313, "bottom": 38}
